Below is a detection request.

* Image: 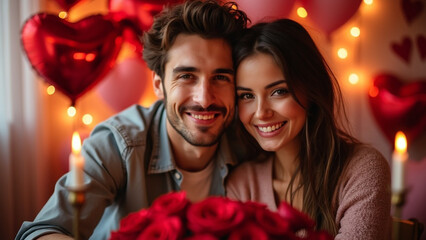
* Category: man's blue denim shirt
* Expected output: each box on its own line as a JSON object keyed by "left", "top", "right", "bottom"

{"left": 16, "top": 100, "right": 239, "bottom": 240}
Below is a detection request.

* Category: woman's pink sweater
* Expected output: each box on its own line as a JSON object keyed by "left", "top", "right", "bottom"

{"left": 226, "top": 145, "right": 392, "bottom": 239}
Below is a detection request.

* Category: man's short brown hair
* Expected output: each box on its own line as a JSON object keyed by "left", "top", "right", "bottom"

{"left": 142, "top": 0, "right": 248, "bottom": 79}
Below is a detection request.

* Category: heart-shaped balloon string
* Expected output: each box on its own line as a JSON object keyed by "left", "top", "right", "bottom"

{"left": 368, "top": 73, "right": 426, "bottom": 144}
{"left": 301, "top": 0, "right": 362, "bottom": 36}
{"left": 55, "top": 0, "right": 85, "bottom": 11}
{"left": 108, "top": 0, "right": 183, "bottom": 35}
{"left": 21, "top": 13, "right": 124, "bottom": 105}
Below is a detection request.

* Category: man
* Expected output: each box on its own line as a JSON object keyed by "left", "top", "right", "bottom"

{"left": 16, "top": 1, "right": 248, "bottom": 239}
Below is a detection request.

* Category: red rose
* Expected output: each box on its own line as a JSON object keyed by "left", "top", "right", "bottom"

{"left": 228, "top": 222, "right": 269, "bottom": 240}
{"left": 186, "top": 197, "right": 245, "bottom": 237}
{"left": 254, "top": 206, "right": 293, "bottom": 237}
{"left": 111, "top": 193, "right": 330, "bottom": 240}
{"left": 137, "top": 216, "right": 184, "bottom": 240}
{"left": 150, "top": 191, "right": 190, "bottom": 218}
{"left": 240, "top": 201, "right": 268, "bottom": 220}
{"left": 277, "top": 201, "right": 315, "bottom": 231}
{"left": 110, "top": 209, "right": 151, "bottom": 239}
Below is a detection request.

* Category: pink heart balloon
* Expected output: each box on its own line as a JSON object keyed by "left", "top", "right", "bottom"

{"left": 96, "top": 57, "right": 148, "bottom": 112}
{"left": 301, "top": 0, "right": 362, "bottom": 35}
{"left": 368, "top": 73, "right": 426, "bottom": 144}
{"left": 21, "top": 13, "right": 123, "bottom": 105}
{"left": 231, "top": 0, "right": 296, "bottom": 25}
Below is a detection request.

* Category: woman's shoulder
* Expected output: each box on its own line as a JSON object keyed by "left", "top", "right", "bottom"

{"left": 346, "top": 144, "right": 390, "bottom": 174}
{"left": 337, "top": 143, "right": 391, "bottom": 197}
{"left": 334, "top": 144, "right": 392, "bottom": 239}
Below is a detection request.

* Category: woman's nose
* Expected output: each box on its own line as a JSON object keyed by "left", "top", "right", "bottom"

{"left": 255, "top": 99, "right": 273, "bottom": 119}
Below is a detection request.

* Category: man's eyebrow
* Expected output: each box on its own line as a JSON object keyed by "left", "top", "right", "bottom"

{"left": 172, "top": 66, "right": 198, "bottom": 74}
{"left": 172, "top": 67, "right": 234, "bottom": 75}
{"left": 213, "top": 68, "right": 234, "bottom": 75}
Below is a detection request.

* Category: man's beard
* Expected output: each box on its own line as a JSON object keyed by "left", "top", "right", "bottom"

{"left": 164, "top": 98, "right": 232, "bottom": 147}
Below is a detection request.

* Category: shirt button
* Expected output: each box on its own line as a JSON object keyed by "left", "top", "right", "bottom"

{"left": 174, "top": 172, "right": 181, "bottom": 180}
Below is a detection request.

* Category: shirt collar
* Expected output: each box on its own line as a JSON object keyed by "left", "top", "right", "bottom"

{"left": 216, "top": 134, "right": 238, "bottom": 167}
{"left": 148, "top": 107, "right": 237, "bottom": 173}
{"left": 148, "top": 108, "right": 175, "bottom": 174}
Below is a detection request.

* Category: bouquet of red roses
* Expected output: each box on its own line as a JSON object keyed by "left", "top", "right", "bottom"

{"left": 110, "top": 192, "right": 331, "bottom": 240}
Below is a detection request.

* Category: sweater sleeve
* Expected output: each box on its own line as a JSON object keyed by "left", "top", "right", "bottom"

{"left": 334, "top": 146, "right": 392, "bottom": 240}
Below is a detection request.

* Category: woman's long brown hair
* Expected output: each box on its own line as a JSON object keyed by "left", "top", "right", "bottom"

{"left": 233, "top": 19, "right": 360, "bottom": 235}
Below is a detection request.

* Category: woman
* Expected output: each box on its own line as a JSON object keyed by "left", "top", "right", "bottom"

{"left": 226, "top": 19, "right": 391, "bottom": 239}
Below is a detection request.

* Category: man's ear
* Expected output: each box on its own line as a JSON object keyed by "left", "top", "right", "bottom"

{"left": 152, "top": 72, "right": 164, "bottom": 99}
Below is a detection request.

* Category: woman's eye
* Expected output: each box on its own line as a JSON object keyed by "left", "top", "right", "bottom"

{"left": 238, "top": 93, "right": 254, "bottom": 100}
{"left": 273, "top": 88, "right": 289, "bottom": 96}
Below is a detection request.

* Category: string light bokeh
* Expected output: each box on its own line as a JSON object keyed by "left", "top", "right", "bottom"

{"left": 44, "top": 0, "right": 374, "bottom": 127}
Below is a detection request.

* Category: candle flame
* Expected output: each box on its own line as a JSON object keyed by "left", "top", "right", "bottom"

{"left": 72, "top": 132, "right": 82, "bottom": 155}
{"left": 395, "top": 131, "right": 407, "bottom": 154}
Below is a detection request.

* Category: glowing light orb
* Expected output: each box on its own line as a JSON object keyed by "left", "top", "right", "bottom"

{"left": 67, "top": 106, "right": 77, "bottom": 117}
{"left": 337, "top": 48, "right": 348, "bottom": 59}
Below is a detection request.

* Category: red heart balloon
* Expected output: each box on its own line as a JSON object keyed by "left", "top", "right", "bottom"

{"left": 108, "top": 0, "right": 183, "bottom": 35}
{"left": 21, "top": 13, "right": 123, "bottom": 105}
{"left": 368, "top": 73, "right": 426, "bottom": 144}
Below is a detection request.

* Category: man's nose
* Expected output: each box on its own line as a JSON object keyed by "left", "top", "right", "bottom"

{"left": 193, "top": 79, "right": 215, "bottom": 108}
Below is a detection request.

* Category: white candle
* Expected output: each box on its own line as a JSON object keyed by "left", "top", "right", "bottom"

{"left": 69, "top": 132, "right": 85, "bottom": 189}
{"left": 391, "top": 131, "right": 408, "bottom": 193}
